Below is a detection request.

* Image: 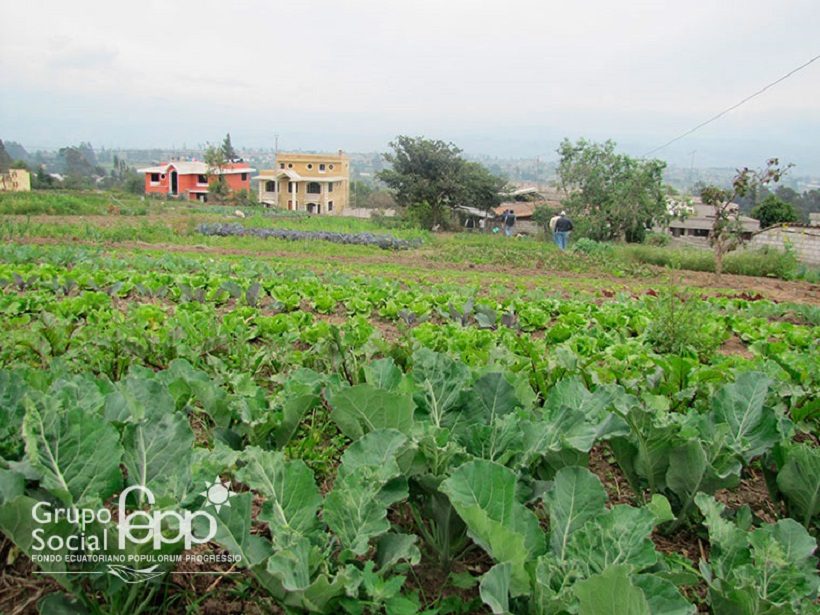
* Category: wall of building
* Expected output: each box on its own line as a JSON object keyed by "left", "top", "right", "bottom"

{"left": 273, "top": 152, "right": 350, "bottom": 214}
{"left": 0, "top": 169, "right": 31, "bottom": 192}
{"left": 177, "top": 174, "right": 209, "bottom": 197}
{"left": 511, "top": 220, "right": 540, "bottom": 235}
{"left": 746, "top": 225, "right": 820, "bottom": 265}
{"left": 340, "top": 207, "right": 396, "bottom": 218}
{"left": 144, "top": 171, "right": 170, "bottom": 195}
{"left": 144, "top": 166, "right": 251, "bottom": 200}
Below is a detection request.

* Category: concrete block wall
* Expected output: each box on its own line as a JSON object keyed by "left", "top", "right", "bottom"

{"left": 340, "top": 207, "right": 396, "bottom": 218}
{"left": 747, "top": 226, "right": 820, "bottom": 265}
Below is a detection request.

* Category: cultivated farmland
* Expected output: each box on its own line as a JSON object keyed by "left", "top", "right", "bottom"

{"left": 0, "top": 195, "right": 817, "bottom": 614}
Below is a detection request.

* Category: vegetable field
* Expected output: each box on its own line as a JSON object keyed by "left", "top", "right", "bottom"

{"left": 0, "top": 218, "right": 818, "bottom": 614}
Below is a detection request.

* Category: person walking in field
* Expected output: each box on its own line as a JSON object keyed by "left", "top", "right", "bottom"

{"left": 553, "top": 211, "right": 573, "bottom": 250}
{"left": 502, "top": 208, "right": 516, "bottom": 237}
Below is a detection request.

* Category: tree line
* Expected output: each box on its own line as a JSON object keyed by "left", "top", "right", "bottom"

{"left": 376, "top": 136, "right": 763, "bottom": 233}
{"left": 374, "top": 135, "right": 803, "bottom": 276}
{"left": 0, "top": 139, "right": 144, "bottom": 192}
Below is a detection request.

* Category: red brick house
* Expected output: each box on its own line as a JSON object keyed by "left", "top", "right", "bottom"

{"left": 137, "top": 161, "right": 255, "bottom": 201}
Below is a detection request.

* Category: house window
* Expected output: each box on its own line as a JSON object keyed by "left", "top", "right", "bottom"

{"left": 288, "top": 163, "right": 293, "bottom": 168}
{"left": 328, "top": 201, "right": 333, "bottom": 211}
{"left": 160, "top": 173, "right": 166, "bottom": 180}
{"left": 241, "top": 173, "right": 248, "bottom": 181}
{"left": 265, "top": 180, "right": 276, "bottom": 192}
{"left": 319, "top": 163, "right": 326, "bottom": 173}
{"left": 150, "top": 173, "right": 160, "bottom": 183}
{"left": 307, "top": 163, "right": 313, "bottom": 169}
{"left": 197, "top": 174, "right": 207, "bottom": 184}
{"left": 329, "top": 164, "right": 334, "bottom": 170}
{"left": 279, "top": 163, "right": 285, "bottom": 169}
{"left": 328, "top": 182, "right": 333, "bottom": 192}
{"left": 307, "top": 182, "right": 321, "bottom": 194}
{"left": 288, "top": 181, "right": 296, "bottom": 192}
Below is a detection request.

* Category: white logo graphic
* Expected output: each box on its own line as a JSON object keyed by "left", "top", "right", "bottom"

{"left": 199, "top": 477, "right": 236, "bottom": 513}
{"left": 30, "top": 484, "right": 241, "bottom": 582}
{"left": 118, "top": 485, "right": 217, "bottom": 550}
{"left": 108, "top": 564, "right": 164, "bottom": 584}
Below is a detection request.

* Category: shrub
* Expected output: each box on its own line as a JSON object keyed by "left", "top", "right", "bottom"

{"left": 531, "top": 204, "right": 555, "bottom": 232}
{"left": 644, "top": 280, "right": 726, "bottom": 358}
{"left": 231, "top": 189, "right": 257, "bottom": 208}
{"left": 370, "top": 210, "right": 414, "bottom": 230}
{"left": 400, "top": 201, "right": 439, "bottom": 230}
{"left": 751, "top": 195, "right": 798, "bottom": 228}
{"left": 644, "top": 232, "right": 670, "bottom": 246}
{"left": 570, "top": 238, "right": 614, "bottom": 258}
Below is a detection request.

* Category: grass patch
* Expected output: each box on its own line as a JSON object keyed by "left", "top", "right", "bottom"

{"left": 620, "top": 244, "right": 802, "bottom": 279}
{"left": 0, "top": 190, "right": 163, "bottom": 215}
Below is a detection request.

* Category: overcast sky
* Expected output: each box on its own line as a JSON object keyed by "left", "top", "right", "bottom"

{"left": 1, "top": 0, "right": 819, "bottom": 171}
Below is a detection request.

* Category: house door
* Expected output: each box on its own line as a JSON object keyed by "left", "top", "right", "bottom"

{"left": 170, "top": 171, "right": 178, "bottom": 195}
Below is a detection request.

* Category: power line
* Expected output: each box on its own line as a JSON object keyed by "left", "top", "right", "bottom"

{"left": 643, "top": 53, "right": 820, "bottom": 157}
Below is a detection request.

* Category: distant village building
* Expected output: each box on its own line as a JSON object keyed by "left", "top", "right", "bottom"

{"left": 665, "top": 198, "right": 759, "bottom": 242}
{"left": 0, "top": 169, "right": 31, "bottom": 192}
{"left": 492, "top": 202, "right": 539, "bottom": 234}
{"left": 254, "top": 152, "right": 349, "bottom": 214}
{"left": 137, "top": 161, "right": 254, "bottom": 201}
{"left": 490, "top": 186, "right": 565, "bottom": 234}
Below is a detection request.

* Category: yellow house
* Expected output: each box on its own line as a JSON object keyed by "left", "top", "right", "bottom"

{"left": 0, "top": 169, "right": 31, "bottom": 192}
{"left": 255, "top": 151, "right": 349, "bottom": 214}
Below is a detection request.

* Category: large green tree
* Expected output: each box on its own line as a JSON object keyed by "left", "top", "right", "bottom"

{"left": 751, "top": 194, "right": 798, "bottom": 228}
{"left": 77, "top": 142, "right": 97, "bottom": 166}
{"left": 56, "top": 146, "right": 100, "bottom": 187}
{"left": 556, "top": 138, "right": 667, "bottom": 242}
{"left": 378, "top": 136, "right": 505, "bottom": 228}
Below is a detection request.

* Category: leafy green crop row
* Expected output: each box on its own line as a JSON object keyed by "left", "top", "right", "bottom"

{"left": 1, "top": 243, "right": 817, "bottom": 614}
{"left": 1, "top": 351, "right": 817, "bottom": 613}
